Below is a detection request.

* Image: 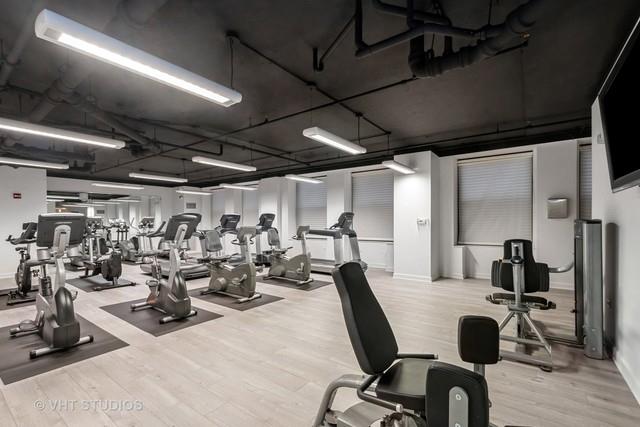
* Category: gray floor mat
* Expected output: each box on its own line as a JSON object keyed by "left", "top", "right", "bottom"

{"left": 0, "top": 315, "right": 128, "bottom": 385}
{"left": 101, "top": 299, "right": 222, "bottom": 337}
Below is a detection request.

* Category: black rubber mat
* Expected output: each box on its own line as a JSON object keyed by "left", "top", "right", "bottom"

{"left": 0, "top": 315, "right": 128, "bottom": 385}
{"left": 189, "top": 287, "right": 283, "bottom": 311}
{"left": 67, "top": 276, "right": 137, "bottom": 293}
{"left": 0, "top": 291, "right": 37, "bottom": 311}
{"left": 257, "top": 277, "right": 333, "bottom": 291}
{"left": 101, "top": 299, "right": 222, "bottom": 337}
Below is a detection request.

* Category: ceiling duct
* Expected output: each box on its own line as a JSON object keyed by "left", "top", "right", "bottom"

{"left": 355, "top": 0, "right": 545, "bottom": 77}
{"left": 28, "top": 0, "right": 169, "bottom": 122}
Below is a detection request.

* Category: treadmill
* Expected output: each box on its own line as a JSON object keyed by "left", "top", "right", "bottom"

{"left": 139, "top": 213, "right": 210, "bottom": 279}
{"left": 307, "top": 212, "right": 368, "bottom": 274}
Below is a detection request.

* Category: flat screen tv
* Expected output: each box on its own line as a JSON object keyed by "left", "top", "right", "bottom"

{"left": 597, "top": 16, "right": 640, "bottom": 192}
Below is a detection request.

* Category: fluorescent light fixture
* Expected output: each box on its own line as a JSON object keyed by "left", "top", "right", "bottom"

{"left": 116, "top": 198, "right": 141, "bottom": 202}
{"left": 129, "top": 172, "right": 188, "bottom": 183}
{"left": 62, "top": 203, "right": 104, "bottom": 208}
{"left": 382, "top": 160, "right": 416, "bottom": 175}
{"left": 191, "top": 156, "right": 257, "bottom": 172}
{"left": 0, "top": 155, "right": 69, "bottom": 170}
{"left": 46, "top": 195, "right": 80, "bottom": 200}
{"left": 35, "top": 10, "right": 242, "bottom": 107}
{"left": 220, "top": 183, "right": 257, "bottom": 191}
{"left": 90, "top": 200, "right": 121, "bottom": 205}
{"left": 285, "top": 174, "right": 323, "bottom": 184}
{"left": 92, "top": 182, "right": 144, "bottom": 190}
{"left": 176, "top": 189, "right": 213, "bottom": 196}
{"left": 0, "top": 117, "right": 125, "bottom": 149}
{"left": 302, "top": 127, "right": 366, "bottom": 155}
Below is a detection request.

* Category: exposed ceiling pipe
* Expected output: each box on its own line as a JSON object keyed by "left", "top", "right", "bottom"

{"left": 0, "top": 0, "right": 47, "bottom": 86}
{"left": 63, "top": 92, "right": 161, "bottom": 152}
{"left": 355, "top": 0, "right": 478, "bottom": 58}
{"left": 409, "top": 0, "right": 544, "bottom": 78}
{"left": 371, "top": 0, "right": 450, "bottom": 25}
{"left": 28, "top": 0, "right": 169, "bottom": 122}
{"left": 0, "top": 141, "right": 95, "bottom": 163}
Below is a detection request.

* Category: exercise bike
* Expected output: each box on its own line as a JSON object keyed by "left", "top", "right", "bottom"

{"left": 4, "top": 222, "right": 39, "bottom": 306}
{"left": 121, "top": 217, "right": 160, "bottom": 263}
{"left": 131, "top": 213, "right": 198, "bottom": 324}
{"left": 80, "top": 217, "right": 135, "bottom": 291}
{"left": 200, "top": 226, "right": 261, "bottom": 303}
{"left": 263, "top": 225, "right": 313, "bottom": 286}
{"left": 10, "top": 214, "right": 94, "bottom": 359}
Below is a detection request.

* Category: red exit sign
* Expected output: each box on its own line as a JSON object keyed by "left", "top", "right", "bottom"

{"left": 12, "top": 193, "right": 22, "bottom": 199}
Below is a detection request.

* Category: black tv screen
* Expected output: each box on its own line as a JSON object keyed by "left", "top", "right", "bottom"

{"left": 598, "top": 17, "right": 640, "bottom": 192}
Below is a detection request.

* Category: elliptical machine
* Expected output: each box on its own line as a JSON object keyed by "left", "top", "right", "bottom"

{"left": 263, "top": 225, "right": 313, "bottom": 285}
{"left": 4, "top": 222, "right": 38, "bottom": 306}
{"left": 10, "top": 214, "right": 94, "bottom": 359}
{"left": 80, "top": 217, "right": 134, "bottom": 291}
{"left": 131, "top": 213, "right": 198, "bottom": 324}
{"left": 200, "top": 226, "right": 261, "bottom": 303}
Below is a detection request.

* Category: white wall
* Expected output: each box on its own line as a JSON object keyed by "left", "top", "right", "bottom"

{"left": 393, "top": 152, "right": 438, "bottom": 281}
{"left": 438, "top": 141, "right": 579, "bottom": 287}
{"left": 0, "top": 167, "right": 47, "bottom": 279}
{"left": 592, "top": 100, "right": 640, "bottom": 403}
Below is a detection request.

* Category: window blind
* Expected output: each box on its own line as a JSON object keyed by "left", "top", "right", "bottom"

{"left": 457, "top": 152, "right": 533, "bottom": 245}
{"left": 352, "top": 169, "right": 394, "bottom": 239}
{"left": 296, "top": 179, "right": 327, "bottom": 229}
{"left": 579, "top": 145, "right": 592, "bottom": 220}
{"left": 242, "top": 190, "right": 259, "bottom": 225}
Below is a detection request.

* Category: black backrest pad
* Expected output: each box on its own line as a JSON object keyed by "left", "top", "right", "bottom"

{"left": 332, "top": 262, "right": 398, "bottom": 374}
{"left": 267, "top": 228, "right": 280, "bottom": 247}
{"left": 458, "top": 316, "right": 500, "bottom": 365}
{"left": 426, "top": 362, "right": 490, "bottom": 427}
{"left": 493, "top": 239, "right": 550, "bottom": 293}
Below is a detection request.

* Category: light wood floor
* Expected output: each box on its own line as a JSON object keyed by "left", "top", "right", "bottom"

{"left": 0, "top": 265, "right": 639, "bottom": 427}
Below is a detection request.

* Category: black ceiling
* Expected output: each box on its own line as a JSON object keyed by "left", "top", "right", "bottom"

{"left": 0, "top": 0, "right": 638, "bottom": 186}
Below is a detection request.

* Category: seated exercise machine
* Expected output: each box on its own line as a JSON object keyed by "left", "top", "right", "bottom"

{"left": 487, "top": 239, "right": 571, "bottom": 371}
{"left": 308, "top": 212, "right": 367, "bottom": 274}
{"left": 254, "top": 213, "right": 276, "bottom": 266}
{"left": 131, "top": 213, "right": 198, "bottom": 324}
{"left": 139, "top": 214, "right": 209, "bottom": 279}
{"left": 200, "top": 226, "right": 261, "bottom": 303}
{"left": 10, "top": 213, "right": 94, "bottom": 359}
{"left": 4, "top": 222, "right": 39, "bottom": 306}
{"left": 263, "top": 225, "right": 313, "bottom": 285}
{"left": 80, "top": 217, "right": 135, "bottom": 291}
{"left": 121, "top": 217, "right": 159, "bottom": 263}
{"left": 488, "top": 219, "right": 606, "bottom": 369}
{"left": 314, "top": 262, "right": 500, "bottom": 427}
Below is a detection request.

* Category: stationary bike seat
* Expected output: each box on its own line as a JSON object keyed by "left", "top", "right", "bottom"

{"left": 486, "top": 293, "right": 556, "bottom": 310}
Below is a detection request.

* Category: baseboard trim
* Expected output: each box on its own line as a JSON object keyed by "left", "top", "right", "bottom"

{"left": 614, "top": 352, "right": 640, "bottom": 405}
{"left": 393, "top": 273, "right": 432, "bottom": 283}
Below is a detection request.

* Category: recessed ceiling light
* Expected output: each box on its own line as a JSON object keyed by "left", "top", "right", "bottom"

{"left": 302, "top": 127, "right": 366, "bottom": 155}
{"left": 129, "top": 172, "right": 188, "bottom": 183}
{"left": 92, "top": 182, "right": 144, "bottom": 190}
{"left": 0, "top": 117, "right": 125, "bottom": 149}
{"left": 284, "top": 174, "right": 323, "bottom": 184}
{"left": 191, "top": 156, "right": 257, "bottom": 172}
{"left": 35, "top": 10, "right": 242, "bottom": 107}
{"left": 0, "top": 155, "right": 69, "bottom": 169}
{"left": 220, "top": 183, "right": 257, "bottom": 191}
{"left": 382, "top": 160, "right": 416, "bottom": 175}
